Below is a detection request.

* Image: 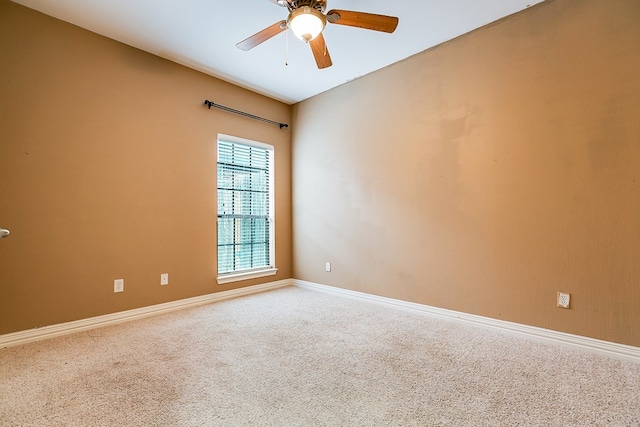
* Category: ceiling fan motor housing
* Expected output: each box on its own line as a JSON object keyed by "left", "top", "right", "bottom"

{"left": 285, "top": 0, "right": 326, "bottom": 13}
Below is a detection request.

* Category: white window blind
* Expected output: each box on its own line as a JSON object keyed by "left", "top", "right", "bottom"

{"left": 217, "top": 138, "right": 274, "bottom": 275}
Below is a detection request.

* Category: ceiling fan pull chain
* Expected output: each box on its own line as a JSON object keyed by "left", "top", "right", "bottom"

{"left": 285, "top": 28, "right": 289, "bottom": 66}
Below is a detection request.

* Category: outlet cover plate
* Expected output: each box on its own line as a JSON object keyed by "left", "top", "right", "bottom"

{"left": 114, "top": 279, "right": 124, "bottom": 293}
{"left": 557, "top": 292, "right": 570, "bottom": 308}
{"left": 161, "top": 273, "right": 169, "bottom": 286}
{"left": 325, "top": 262, "right": 331, "bottom": 272}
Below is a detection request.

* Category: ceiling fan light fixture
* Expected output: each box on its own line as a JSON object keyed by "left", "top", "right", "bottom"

{"left": 288, "top": 6, "right": 326, "bottom": 42}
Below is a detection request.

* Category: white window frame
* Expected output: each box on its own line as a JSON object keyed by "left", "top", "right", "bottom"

{"left": 216, "top": 134, "right": 277, "bottom": 284}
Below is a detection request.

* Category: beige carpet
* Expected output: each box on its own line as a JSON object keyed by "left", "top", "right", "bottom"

{"left": 1, "top": 286, "right": 639, "bottom": 426}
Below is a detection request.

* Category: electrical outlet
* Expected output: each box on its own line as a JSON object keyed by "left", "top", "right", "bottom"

{"left": 557, "top": 292, "right": 570, "bottom": 309}
{"left": 161, "top": 273, "right": 169, "bottom": 286}
{"left": 114, "top": 279, "right": 124, "bottom": 293}
{"left": 325, "top": 262, "right": 331, "bottom": 272}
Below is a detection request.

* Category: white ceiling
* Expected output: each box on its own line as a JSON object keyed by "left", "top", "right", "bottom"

{"left": 12, "top": 0, "right": 545, "bottom": 104}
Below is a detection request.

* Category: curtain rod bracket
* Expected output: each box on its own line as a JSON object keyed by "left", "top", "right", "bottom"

{"left": 203, "top": 99, "right": 288, "bottom": 129}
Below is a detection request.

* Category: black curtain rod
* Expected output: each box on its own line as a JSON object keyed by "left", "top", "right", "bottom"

{"left": 203, "top": 100, "right": 288, "bottom": 129}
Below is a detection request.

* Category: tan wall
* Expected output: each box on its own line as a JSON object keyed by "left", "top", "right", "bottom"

{"left": 292, "top": 0, "right": 640, "bottom": 346}
{"left": 0, "top": 0, "right": 292, "bottom": 335}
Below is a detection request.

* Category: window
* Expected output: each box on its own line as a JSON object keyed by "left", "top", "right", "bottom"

{"left": 216, "top": 135, "right": 276, "bottom": 284}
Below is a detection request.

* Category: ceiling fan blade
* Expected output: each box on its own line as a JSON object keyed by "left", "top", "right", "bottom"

{"left": 309, "top": 33, "right": 332, "bottom": 69}
{"left": 326, "top": 9, "right": 399, "bottom": 33}
{"left": 236, "top": 20, "right": 287, "bottom": 51}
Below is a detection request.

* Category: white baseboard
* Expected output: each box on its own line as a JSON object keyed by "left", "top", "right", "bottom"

{"left": 4, "top": 278, "right": 638, "bottom": 364}
{"left": 294, "top": 280, "right": 640, "bottom": 364}
{"left": 0, "top": 279, "right": 293, "bottom": 349}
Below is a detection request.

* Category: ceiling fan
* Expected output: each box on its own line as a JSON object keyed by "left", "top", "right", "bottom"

{"left": 236, "top": 0, "right": 399, "bottom": 69}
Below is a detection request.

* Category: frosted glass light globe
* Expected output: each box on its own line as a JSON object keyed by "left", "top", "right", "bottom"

{"left": 288, "top": 6, "right": 326, "bottom": 42}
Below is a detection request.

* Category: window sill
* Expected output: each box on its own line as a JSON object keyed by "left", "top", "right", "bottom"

{"left": 217, "top": 268, "right": 278, "bottom": 285}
